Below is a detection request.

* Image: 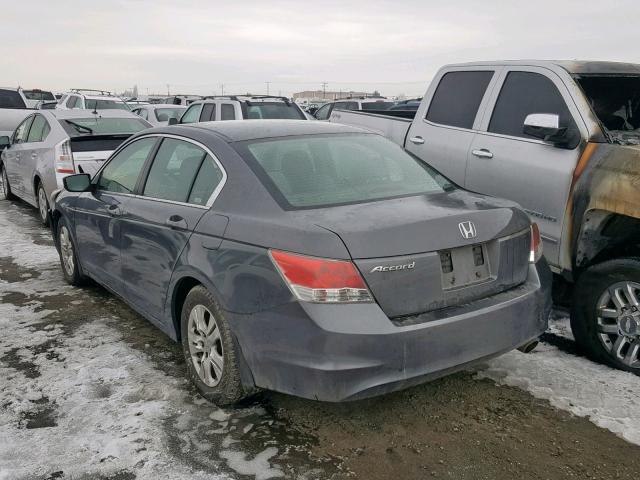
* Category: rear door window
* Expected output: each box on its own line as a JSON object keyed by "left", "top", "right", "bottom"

{"left": 96, "top": 138, "right": 156, "bottom": 194}
{"left": 180, "top": 104, "right": 201, "bottom": 124}
{"left": 187, "top": 154, "right": 225, "bottom": 205}
{"left": 143, "top": 138, "right": 207, "bottom": 203}
{"left": 221, "top": 104, "right": 236, "bottom": 120}
{"left": 13, "top": 116, "right": 34, "bottom": 144}
{"left": 488, "top": 71, "right": 575, "bottom": 140}
{"left": 26, "top": 115, "right": 50, "bottom": 143}
{"left": 426, "top": 71, "right": 494, "bottom": 129}
{"left": 66, "top": 96, "right": 78, "bottom": 108}
{"left": 200, "top": 103, "right": 215, "bottom": 122}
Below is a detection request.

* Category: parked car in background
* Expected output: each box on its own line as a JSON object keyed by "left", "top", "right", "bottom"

{"left": 22, "top": 89, "right": 57, "bottom": 108}
{"left": 50, "top": 120, "right": 550, "bottom": 406}
{"left": 0, "top": 110, "right": 151, "bottom": 225}
{"left": 57, "top": 89, "right": 130, "bottom": 111}
{"left": 162, "top": 95, "right": 203, "bottom": 106}
{"left": 330, "top": 60, "right": 640, "bottom": 375}
{"left": 132, "top": 104, "right": 187, "bottom": 126}
{"left": 314, "top": 97, "right": 395, "bottom": 120}
{"left": 177, "top": 95, "right": 307, "bottom": 124}
{"left": 0, "top": 87, "right": 55, "bottom": 109}
{"left": 388, "top": 98, "right": 422, "bottom": 111}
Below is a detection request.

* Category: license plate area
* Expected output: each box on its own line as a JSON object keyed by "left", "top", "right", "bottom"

{"left": 439, "top": 244, "right": 491, "bottom": 290}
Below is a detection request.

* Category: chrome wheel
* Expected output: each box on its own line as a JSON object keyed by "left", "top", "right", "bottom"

{"left": 59, "top": 226, "right": 75, "bottom": 277}
{"left": 596, "top": 281, "right": 640, "bottom": 368}
{"left": 38, "top": 186, "right": 48, "bottom": 222}
{"left": 187, "top": 304, "right": 224, "bottom": 387}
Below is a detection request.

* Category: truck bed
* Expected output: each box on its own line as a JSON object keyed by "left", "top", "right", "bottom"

{"left": 328, "top": 109, "right": 416, "bottom": 146}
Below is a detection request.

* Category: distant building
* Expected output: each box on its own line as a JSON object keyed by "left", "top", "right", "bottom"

{"left": 293, "top": 90, "right": 380, "bottom": 103}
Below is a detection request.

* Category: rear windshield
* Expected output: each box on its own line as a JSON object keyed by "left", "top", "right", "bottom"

{"left": 0, "top": 89, "right": 27, "bottom": 109}
{"left": 60, "top": 117, "right": 149, "bottom": 136}
{"left": 575, "top": 74, "right": 640, "bottom": 145}
{"left": 155, "top": 107, "right": 186, "bottom": 122}
{"left": 23, "top": 90, "right": 55, "bottom": 101}
{"left": 245, "top": 102, "right": 305, "bottom": 120}
{"left": 361, "top": 101, "right": 394, "bottom": 110}
{"left": 241, "top": 134, "right": 453, "bottom": 209}
{"left": 85, "top": 99, "right": 131, "bottom": 111}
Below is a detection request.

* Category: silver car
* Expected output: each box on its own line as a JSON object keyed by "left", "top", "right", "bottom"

{"left": 131, "top": 104, "right": 187, "bottom": 126}
{"left": 0, "top": 110, "right": 151, "bottom": 225}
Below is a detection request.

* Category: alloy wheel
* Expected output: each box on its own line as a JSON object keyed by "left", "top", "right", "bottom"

{"left": 38, "top": 186, "right": 48, "bottom": 222}
{"left": 59, "top": 226, "right": 75, "bottom": 277}
{"left": 187, "top": 304, "right": 224, "bottom": 387}
{"left": 596, "top": 281, "right": 640, "bottom": 368}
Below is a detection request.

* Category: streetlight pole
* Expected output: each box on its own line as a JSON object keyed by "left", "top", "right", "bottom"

{"left": 266, "top": 82, "right": 271, "bottom": 95}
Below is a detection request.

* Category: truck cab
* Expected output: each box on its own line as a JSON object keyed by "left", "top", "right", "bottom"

{"left": 330, "top": 60, "right": 640, "bottom": 374}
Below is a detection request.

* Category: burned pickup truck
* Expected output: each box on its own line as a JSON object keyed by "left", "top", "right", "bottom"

{"left": 330, "top": 60, "right": 640, "bottom": 374}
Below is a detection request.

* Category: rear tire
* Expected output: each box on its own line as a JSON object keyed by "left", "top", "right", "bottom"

{"left": 180, "top": 286, "right": 251, "bottom": 406}
{"left": 571, "top": 258, "right": 640, "bottom": 375}
{"left": 0, "top": 163, "right": 16, "bottom": 200}
{"left": 36, "top": 182, "right": 50, "bottom": 227}
{"left": 57, "top": 217, "right": 86, "bottom": 286}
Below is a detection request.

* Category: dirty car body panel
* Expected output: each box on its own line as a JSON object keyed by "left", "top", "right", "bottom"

{"left": 52, "top": 120, "right": 551, "bottom": 402}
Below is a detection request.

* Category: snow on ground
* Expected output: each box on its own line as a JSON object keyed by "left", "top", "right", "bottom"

{"left": 0, "top": 204, "right": 285, "bottom": 480}
{"left": 478, "top": 341, "right": 640, "bottom": 446}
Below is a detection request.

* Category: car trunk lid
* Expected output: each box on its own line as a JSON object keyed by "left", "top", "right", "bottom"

{"left": 304, "top": 192, "right": 532, "bottom": 318}
{"left": 70, "top": 134, "right": 132, "bottom": 176}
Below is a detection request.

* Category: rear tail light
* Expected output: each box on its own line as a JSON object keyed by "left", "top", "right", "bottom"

{"left": 270, "top": 249, "right": 373, "bottom": 303}
{"left": 530, "top": 223, "right": 542, "bottom": 263}
{"left": 55, "top": 139, "right": 75, "bottom": 174}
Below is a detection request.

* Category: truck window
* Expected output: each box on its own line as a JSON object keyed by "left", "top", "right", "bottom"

{"left": 200, "top": 103, "right": 215, "bottom": 121}
{"left": 221, "top": 104, "right": 235, "bottom": 120}
{"left": 426, "top": 71, "right": 493, "bottom": 129}
{"left": 488, "top": 71, "right": 574, "bottom": 140}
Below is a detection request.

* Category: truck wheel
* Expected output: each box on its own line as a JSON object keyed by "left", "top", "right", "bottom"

{"left": 571, "top": 258, "right": 640, "bottom": 374}
{"left": 180, "top": 286, "right": 251, "bottom": 406}
{"left": 1, "top": 163, "right": 16, "bottom": 200}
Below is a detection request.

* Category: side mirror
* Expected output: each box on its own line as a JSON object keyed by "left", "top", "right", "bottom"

{"left": 523, "top": 113, "right": 567, "bottom": 143}
{"left": 63, "top": 173, "right": 92, "bottom": 192}
{"left": 0, "top": 136, "right": 10, "bottom": 150}
{"left": 168, "top": 117, "right": 178, "bottom": 126}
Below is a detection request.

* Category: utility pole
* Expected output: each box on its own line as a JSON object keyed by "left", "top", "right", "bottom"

{"left": 266, "top": 81, "right": 271, "bottom": 95}
{"left": 321, "top": 81, "right": 328, "bottom": 99}
{"left": 220, "top": 84, "right": 225, "bottom": 96}
{"left": 166, "top": 84, "right": 170, "bottom": 96}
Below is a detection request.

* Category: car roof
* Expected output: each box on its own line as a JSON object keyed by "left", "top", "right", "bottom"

{"left": 175, "top": 119, "right": 371, "bottom": 142}
{"left": 444, "top": 59, "right": 640, "bottom": 75}
{"left": 46, "top": 109, "right": 141, "bottom": 120}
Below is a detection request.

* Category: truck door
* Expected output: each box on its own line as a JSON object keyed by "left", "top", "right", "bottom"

{"left": 465, "top": 67, "right": 585, "bottom": 268}
{"left": 405, "top": 68, "right": 499, "bottom": 186}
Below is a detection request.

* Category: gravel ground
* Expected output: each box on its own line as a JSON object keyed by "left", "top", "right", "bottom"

{"left": 1, "top": 199, "right": 639, "bottom": 480}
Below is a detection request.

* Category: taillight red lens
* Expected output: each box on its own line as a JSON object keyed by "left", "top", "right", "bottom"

{"left": 270, "top": 249, "right": 373, "bottom": 303}
{"left": 530, "top": 223, "right": 542, "bottom": 263}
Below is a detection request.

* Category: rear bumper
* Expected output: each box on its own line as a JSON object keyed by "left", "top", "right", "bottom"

{"left": 229, "top": 260, "right": 552, "bottom": 402}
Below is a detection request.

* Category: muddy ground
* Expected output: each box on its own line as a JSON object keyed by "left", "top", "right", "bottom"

{"left": 1, "top": 199, "right": 639, "bottom": 480}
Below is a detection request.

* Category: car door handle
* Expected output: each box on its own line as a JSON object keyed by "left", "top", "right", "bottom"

{"left": 472, "top": 149, "right": 494, "bottom": 159}
{"left": 409, "top": 136, "right": 425, "bottom": 145}
{"left": 31, "top": 153, "right": 38, "bottom": 159}
{"left": 107, "top": 204, "right": 123, "bottom": 216}
{"left": 165, "top": 215, "right": 188, "bottom": 230}
{"left": 15, "top": 153, "right": 21, "bottom": 161}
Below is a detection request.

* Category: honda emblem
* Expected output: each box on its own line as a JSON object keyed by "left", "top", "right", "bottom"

{"left": 458, "top": 221, "right": 477, "bottom": 239}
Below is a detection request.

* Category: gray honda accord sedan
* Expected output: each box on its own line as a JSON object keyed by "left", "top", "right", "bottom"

{"left": 50, "top": 120, "right": 551, "bottom": 405}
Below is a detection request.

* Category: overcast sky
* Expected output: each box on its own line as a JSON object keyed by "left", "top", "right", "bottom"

{"left": 4, "top": 0, "right": 640, "bottom": 97}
